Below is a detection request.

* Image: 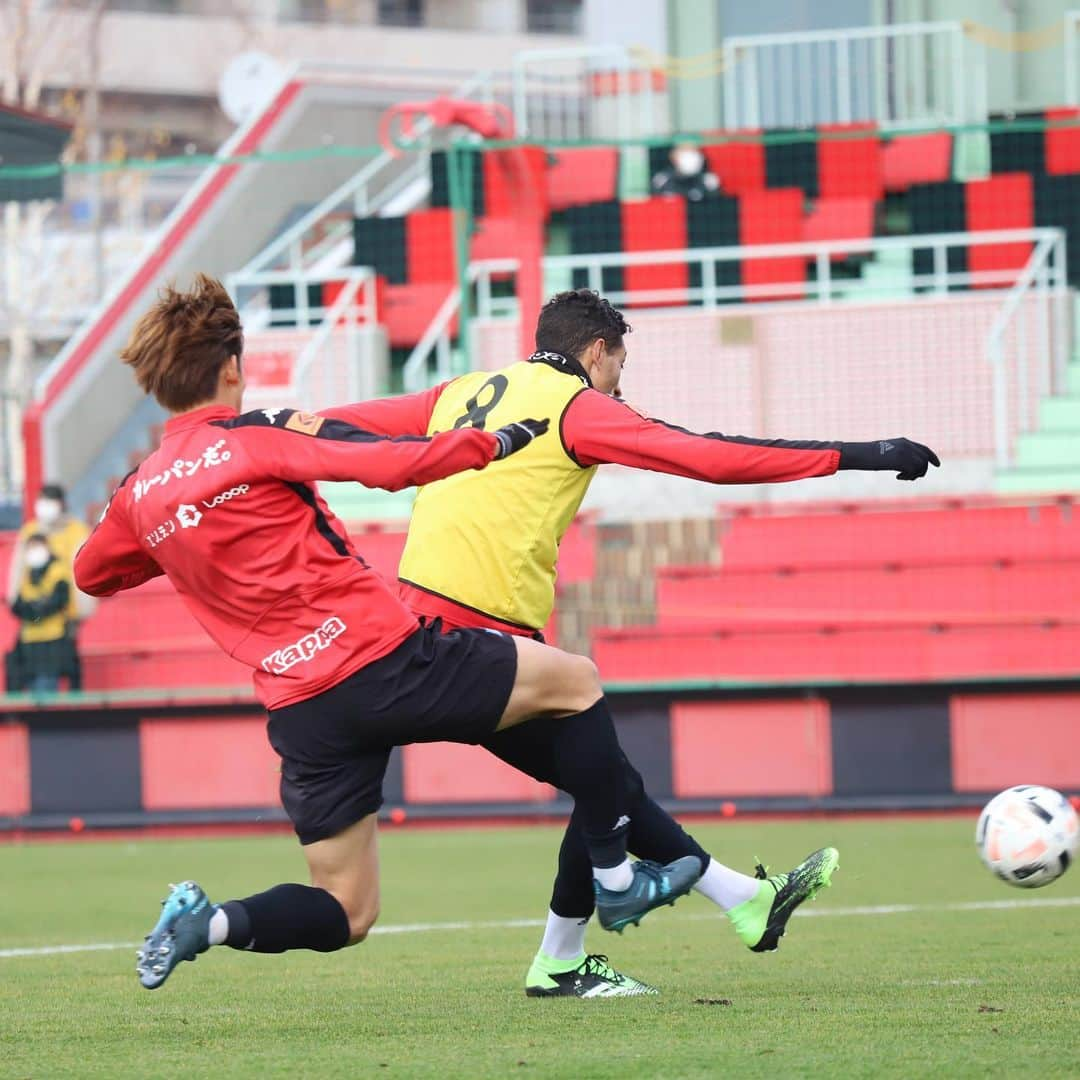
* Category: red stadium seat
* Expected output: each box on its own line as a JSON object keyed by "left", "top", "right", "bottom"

{"left": 546, "top": 147, "right": 619, "bottom": 211}
{"left": 620, "top": 196, "right": 689, "bottom": 305}
{"left": 881, "top": 132, "right": 952, "bottom": 192}
{"left": 816, "top": 123, "right": 883, "bottom": 201}
{"left": 482, "top": 146, "right": 549, "bottom": 220}
{"left": 717, "top": 504, "right": 1080, "bottom": 570}
{"left": 656, "top": 560, "right": 1080, "bottom": 626}
{"left": 593, "top": 619, "right": 1080, "bottom": 684}
{"left": 1044, "top": 106, "right": 1080, "bottom": 175}
{"left": 405, "top": 208, "right": 456, "bottom": 284}
{"left": 703, "top": 132, "right": 766, "bottom": 195}
{"left": 964, "top": 173, "right": 1034, "bottom": 286}
{"left": 738, "top": 188, "right": 805, "bottom": 299}
{"left": 382, "top": 282, "right": 456, "bottom": 348}
{"left": 802, "top": 197, "right": 875, "bottom": 257}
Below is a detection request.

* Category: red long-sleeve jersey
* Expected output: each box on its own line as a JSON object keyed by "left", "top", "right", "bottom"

{"left": 74, "top": 404, "right": 500, "bottom": 709}
{"left": 322, "top": 376, "right": 840, "bottom": 485}
{"left": 322, "top": 360, "right": 841, "bottom": 631}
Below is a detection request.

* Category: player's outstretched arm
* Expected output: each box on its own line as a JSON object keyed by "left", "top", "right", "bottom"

{"left": 220, "top": 409, "right": 548, "bottom": 492}
{"left": 73, "top": 476, "right": 165, "bottom": 597}
{"left": 317, "top": 382, "right": 450, "bottom": 438}
{"left": 563, "top": 390, "right": 940, "bottom": 484}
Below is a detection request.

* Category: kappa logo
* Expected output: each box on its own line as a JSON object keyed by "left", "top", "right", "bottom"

{"left": 284, "top": 410, "right": 325, "bottom": 437}
{"left": 262, "top": 408, "right": 284, "bottom": 425}
{"left": 176, "top": 504, "right": 203, "bottom": 529}
{"left": 261, "top": 616, "right": 347, "bottom": 675}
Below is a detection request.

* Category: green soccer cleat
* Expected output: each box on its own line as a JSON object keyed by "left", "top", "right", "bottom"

{"left": 728, "top": 847, "right": 839, "bottom": 953}
{"left": 136, "top": 880, "right": 214, "bottom": 990}
{"left": 525, "top": 951, "right": 659, "bottom": 998}
{"left": 594, "top": 855, "right": 702, "bottom": 933}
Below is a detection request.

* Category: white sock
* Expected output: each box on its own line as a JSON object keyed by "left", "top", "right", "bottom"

{"left": 593, "top": 858, "right": 633, "bottom": 892}
{"left": 538, "top": 909, "right": 588, "bottom": 962}
{"left": 208, "top": 906, "right": 229, "bottom": 946}
{"left": 693, "top": 858, "right": 760, "bottom": 911}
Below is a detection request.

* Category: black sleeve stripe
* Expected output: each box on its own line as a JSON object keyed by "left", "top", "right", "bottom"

{"left": 285, "top": 481, "right": 355, "bottom": 560}
{"left": 648, "top": 416, "right": 841, "bottom": 453}
{"left": 213, "top": 409, "right": 429, "bottom": 444}
{"left": 558, "top": 387, "right": 590, "bottom": 469}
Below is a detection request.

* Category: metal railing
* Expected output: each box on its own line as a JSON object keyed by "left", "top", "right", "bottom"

{"left": 511, "top": 44, "right": 666, "bottom": 140}
{"left": 721, "top": 21, "right": 987, "bottom": 131}
{"left": 231, "top": 68, "right": 493, "bottom": 288}
{"left": 987, "top": 231, "right": 1070, "bottom": 469}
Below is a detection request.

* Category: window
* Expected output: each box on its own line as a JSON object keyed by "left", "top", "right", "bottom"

{"left": 377, "top": 0, "right": 424, "bottom": 27}
{"left": 526, "top": 0, "right": 582, "bottom": 35}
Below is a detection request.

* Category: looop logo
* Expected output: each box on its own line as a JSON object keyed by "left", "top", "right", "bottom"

{"left": 202, "top": 484, "right": 250, "bottom": 510}
{"left": 261, "top": 617, "right": 347, "bottom": 675}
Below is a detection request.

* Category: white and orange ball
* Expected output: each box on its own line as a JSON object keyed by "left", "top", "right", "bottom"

{"left": 976, "top": 785, "right": 1079, "bottom": 889}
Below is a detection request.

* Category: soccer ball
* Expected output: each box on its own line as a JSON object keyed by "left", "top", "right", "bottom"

{"left": 976, "top": 785, "right": 1079, "bottom": 888}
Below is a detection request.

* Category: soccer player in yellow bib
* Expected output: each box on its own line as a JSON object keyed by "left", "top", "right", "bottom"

{"left": 326, "top": 289, "right": 939, "bottom": 997}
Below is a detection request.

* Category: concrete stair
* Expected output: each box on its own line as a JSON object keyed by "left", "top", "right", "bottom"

{"left": 996, "top": 360, "right": 1080, "bottom": 494}
{"left": 835, "top": 246, "right": 914, "bottom": 302}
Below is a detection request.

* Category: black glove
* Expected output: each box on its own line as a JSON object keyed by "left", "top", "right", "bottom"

{"left": 492, "top": 418, "right": 549, "bottom": 459}
{"left": 838, "top": 438, "right": 941, "bottom": 480}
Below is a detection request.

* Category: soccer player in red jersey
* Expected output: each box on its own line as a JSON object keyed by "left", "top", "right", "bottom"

{"left": 322, "top": 289, "right": 939, "bottom": 997}
{"left": 74, "top": 277, "right": 702, "bottom": 990}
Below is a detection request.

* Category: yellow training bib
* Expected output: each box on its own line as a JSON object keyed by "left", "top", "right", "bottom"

{"left": 398, "top": 361, "right": 595, "bottom": 630}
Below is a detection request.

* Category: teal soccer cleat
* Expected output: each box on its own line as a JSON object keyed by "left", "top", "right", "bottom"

{"left": 136, "top": 881, "right": 214, "bottom": 990}
{"left": 594, "top": 856, "right": 702, "bottom": 933}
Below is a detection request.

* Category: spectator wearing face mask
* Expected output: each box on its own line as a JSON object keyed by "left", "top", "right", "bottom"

{"left": 5, "top": 533, "right": 74, "bottom": 693}
{"left": 5, "top": 483, "right": 92, "bottom": 691}
{"left": 651, "top": 142, "right": 721, "bottom": 202}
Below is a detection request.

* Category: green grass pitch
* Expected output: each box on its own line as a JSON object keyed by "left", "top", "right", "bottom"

{"left": 2, "top": 817, "right": 1078, "bottom": 1079}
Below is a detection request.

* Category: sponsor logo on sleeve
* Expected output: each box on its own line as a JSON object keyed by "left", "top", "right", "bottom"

{"left": 284, "top": 411, "right": 325, "bottom": 437}
{"left": 176, "top": 504, "right": 203, "bottom": 529}
{"left": 262, "top": 408, "right": 284, "bottom": 425}
{"left": 261, "top": 616, "right": 347, "bottom": 675}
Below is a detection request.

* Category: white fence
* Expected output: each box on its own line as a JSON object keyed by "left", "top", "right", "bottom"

{"left": 721, "top": 21, "right": 987, "bottom": 131}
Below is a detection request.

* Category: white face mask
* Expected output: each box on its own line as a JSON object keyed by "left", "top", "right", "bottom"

{"left": 34, "top": 498, "right": 62, "bottom": 526}
{"left": 25, "top": 545, "right": 51, "bottom": 570}
{"left": 673, "top": 149, "right": 705, "bottom": 176}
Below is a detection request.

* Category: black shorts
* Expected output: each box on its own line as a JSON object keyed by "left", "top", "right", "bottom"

{"left": 267, "top": 623, "right": 517, "bottom": 845}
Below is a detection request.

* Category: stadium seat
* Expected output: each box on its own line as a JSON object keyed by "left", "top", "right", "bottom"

{"left": 738, "top": 188, "right": 805, "bottom": 298}
{"left": 620, "top": 196, "right": 689, "bottom": 305}
{"left": 802, "top": 197, "right": 875, "bottom": 257}
{"left": 881, "top": 132, "right": 952, "bottom": 192}
{"left": 816, "top": 123, "right": 883, "bottom": 201}
{"left": 655, "top": 560, "right": 1080, "bottom": 626}
{"left": 546, "top": 147, "right": 619, "bottom": 211}
{"left": 592, "top": 618, "right": 1080, "bottom": 683}
{"left": 482, "top": 146, "right": 549, "bottom": 220}
{"left": 716, "top": 504, "right": 1080, "bottom": 570}
{"left": 908, "top": 179, "right": 967, "bottom": 282}
{"left": 988, "top": 110, "right": 1046, "bottom": 175}
{"left": 703, "top": 132, "right": 766, "bottom": 195}
{"left": 763, "top": 129, "right": 818, "bottom": 196}
{"left": 405, "top": 208, "right": 456, "bottom": 284}
{"left": 964, "top": 173, "right": 1033, "bottom": 286}
{"left": 1044, "top": 106, "right": 1080, "bottom": 175}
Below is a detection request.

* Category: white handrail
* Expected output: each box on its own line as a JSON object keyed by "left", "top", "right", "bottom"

{"left": 985, "top": 232, "right": 1069, "bottom": 469}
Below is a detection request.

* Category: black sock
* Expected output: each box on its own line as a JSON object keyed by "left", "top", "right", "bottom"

{"left": 549, "top": 755, "right": 711, "bottom": 919}
{"left": 549, "top": 698, "right": 629, "bottom": 868}
{"left": 221, "top": 884, "right": 350, "bottom": 954}
{"left": 621, "top": 756, "right": 711, "bottom": 871}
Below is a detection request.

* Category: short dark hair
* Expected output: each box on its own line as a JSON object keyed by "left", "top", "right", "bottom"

{"left": 40, "top": 483, "right": 66, "bottom": 506}
{"left": 535, "top": 289, "right": 631, "bottom": 360}
{"left": 121, "top": 274, "right": 244, "bottom": 412}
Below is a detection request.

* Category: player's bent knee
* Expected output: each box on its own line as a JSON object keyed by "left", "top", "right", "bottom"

{"left": 566, "top": 653, "right": 602, "bottom": 712}
{"left": 347, "top": 901, "right": 379, "bottom": 945}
